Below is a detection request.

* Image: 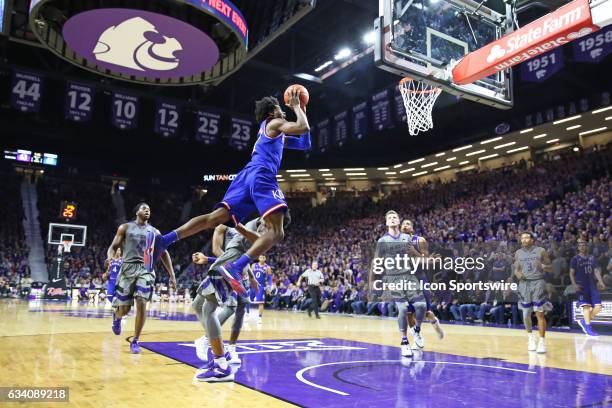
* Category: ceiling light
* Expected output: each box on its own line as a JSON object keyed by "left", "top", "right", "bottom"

{"left": 408, "top": 158, "right": 425, "bottom": 164}
{"left": 553, "top": 115, "right": 581, "bottom": 124}
{"left": 363, "top": 31, "right": 376, "bottom": 45}
{"left": 465, "top": 149, "right": 486, "bottom": 156}
{"left": 346, "top": 172, "right": 367, "bottom": 176}
{"left": 377, "top": 167, "right": 389, "bottom": 170}
{"left": 479, "top": 153, "right": 499, "bottom": 160}
{"left": 344, "top": 168, "right": 365, "bottom": 171}
{"left": 480, "top": 137, "right": 502, "bottom": 145}
{"left": 452, "top": 145, "right": 472, "bottom": 152}
{"left": 399, "top": 168, "right": 415, "bottom": 174}
{"left": 566, "top": 125, "right": 581, "bottom": 130}
{"left": 314, "top": 61, "right": 333, "bottom": 72}
{"left": 334, "top": 48, "right": 352, "bottom": 60}
{"left": 434, "top": 165, "right": 451, "bottom": 171}
{"left": 421, "top": 162, "right": 438, "bottom": 168}
{"left": 286, "top": 169, "right": 307, "bottom": 173}
{"left": 393, "top": 164, "right": 403, "bottom": 168}
{"left": 507, "top": 146, "right": 529, "bottom": 153}
{"left": 459, "top": 161, "right": 469, "bottom": 165}
{"left": 413, "top": 171, "right": 428, "bottom": 177}
{"left": 546, "top": 138, "right": 560, "bottom": 144}
{"left": 520, "top": 128, "right": 533, "bottom": 134}
{"left": 579, "top": 127, "right": 607, "bottom": 136}
{"left": 493, "top": 142, "right": 516, "bottom": 149}
{"left": 532, "top": 133, "right": 547, "bottom": 139}
{"left": 592, "top": 106, "right": 612, "bottom": 114}
{"left": 435, "top": 152, "right": 445, "bottom": 156}
{"left": 446, "top": 157, "right": 457, "bottom": 161}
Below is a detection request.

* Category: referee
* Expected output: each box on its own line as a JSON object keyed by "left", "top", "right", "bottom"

{"left": 297, "top": 261, "right": 324, "bottom": 319}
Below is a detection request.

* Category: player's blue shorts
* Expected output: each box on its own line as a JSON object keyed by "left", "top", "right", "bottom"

{"left": 577, "top": 283, "right": 602, "bottom": 307}
{"left": 215, "top": 165, "right": 287, "bottom": 226}
{"left": 250, "top": 286, "right": 266, "bottom": 304}
{"left": 107, "top": 275, "right": 117, "bottom": 301}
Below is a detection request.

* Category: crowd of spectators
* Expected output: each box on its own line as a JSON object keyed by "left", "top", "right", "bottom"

{"left": 261, "top": 145, "right": 611, "bottom": 327}
{"left": 0, "top": 172, "right": 31, "bottom": 298}
{"left": 1, "top": 144, "right": 610, "bottom": 330}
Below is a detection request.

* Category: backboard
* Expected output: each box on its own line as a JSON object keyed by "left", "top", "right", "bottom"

{"left": 375, "top": 0, "right": 514, "bottom": 109}
{"left": 48, "top": 223, "right": 87, "bottom": 247}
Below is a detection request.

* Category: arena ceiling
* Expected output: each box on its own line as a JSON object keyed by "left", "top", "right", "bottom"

{"left": 0, "top": 0, "right": 610, "bottom": 184}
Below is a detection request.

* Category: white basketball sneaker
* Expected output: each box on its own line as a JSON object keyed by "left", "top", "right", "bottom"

{"left": 527, "top": 334, "right": 537, "bottom": 352}
{"left": 536, "top": 338, "right": 546, "bottom": 354}
{"left": 257, "top": 316, "right": 263, "bottom": 325}
{"left": 413, "top": 330, "right": 425, "bottom": 349}
{"left": 195, "top": 335, "right": 209, "bottom": 361}
{"left": 225, "top": 344, "right": 241, "bottom": 365}
{"left": 401, "top": 339, "right": 413, "bottom": 357}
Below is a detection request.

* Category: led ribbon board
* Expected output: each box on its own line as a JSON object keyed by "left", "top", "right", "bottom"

{"left": 28, "top": 0, "right": 248, "bottom": 85}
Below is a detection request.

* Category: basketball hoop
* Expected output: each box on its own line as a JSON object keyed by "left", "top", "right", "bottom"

{"left": 399, "top": 77, "right": 442, "bottom": 136}
{"left": 62, "top": 240, "right": 73, "bottom": 253}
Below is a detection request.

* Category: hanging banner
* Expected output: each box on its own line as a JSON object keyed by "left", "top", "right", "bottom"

{"left": 195, "top": 110, "right": 221, "bottom": 145}
{"left": 317, "top": 119, "right": 331, "bottom": 153}
{"left": 154, "top": 100, "right": 181, "bottom": 138}
{"left": 371, "top": 89, "right": 391, "bottom": 131}
{"left": 573, "top": 25, "right": 612, "bottom": 63}
{"left": 11, "top": 71, "right": 43, "bottom": 113}
{"left": 111, "top": 92, "right": 138, "bottom": 130}
{"left": 352, "top": 101, "right": 368, "bottom": 140}
{"left": 229, "top": 117, "right": 253, "bottom": 151}
{"left": 394, "top": 86, "right": 407, "bottom": 124}
{"left": 65, "top": 82, "right": 94, "bottom": 122}
{"left": 333, "top": 111, "right": 348, "bottom": 147}
{"left": 521, "top": 49, "right": 564, "bottom": 82}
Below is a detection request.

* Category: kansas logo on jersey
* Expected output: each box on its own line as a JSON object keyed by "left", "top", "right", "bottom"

{"left": 272, "top": 189, "right": 285, "bottom": 200}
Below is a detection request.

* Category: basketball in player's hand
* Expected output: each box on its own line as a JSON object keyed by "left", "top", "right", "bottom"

{"left": 283, "top": 84, "right": 309, "bottom": 109}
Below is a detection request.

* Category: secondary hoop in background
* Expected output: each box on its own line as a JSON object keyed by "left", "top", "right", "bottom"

{"left": 61, "top": 239, "right": 73, "bottom": 253}
{"left": 398, "top": 76, "right": 442, "bottom": 136}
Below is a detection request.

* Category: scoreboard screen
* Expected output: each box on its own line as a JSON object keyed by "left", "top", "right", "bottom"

{"left": 59, "top": 201, "right": 78, "bottom": 221}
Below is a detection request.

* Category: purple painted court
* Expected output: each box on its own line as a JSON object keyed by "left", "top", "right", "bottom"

{"left": 140, "top": 338, "right": 612, "bottom": 407}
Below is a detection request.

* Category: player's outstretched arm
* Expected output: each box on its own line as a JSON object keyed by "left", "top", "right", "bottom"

{"left": 105, "top": 224, "right": 127, "bottom": 269}
{"left": 160, "top": 250, "right": 176, "bottom": 290}
{"left": 284, "top": 131, "right": 311, "bottom": 151}
{"left": 192, "top": 252, "right": 216, "bottom": 265}
{"left": 235, "top": 223, "right": 260, "bottom": 243}
{"left": 212, "top": 225, "right": 227, "bottom": 257}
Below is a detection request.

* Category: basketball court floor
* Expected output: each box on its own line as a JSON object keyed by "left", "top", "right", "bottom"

{"left": 1, "top": 300, "right": 610, "bottom": 407}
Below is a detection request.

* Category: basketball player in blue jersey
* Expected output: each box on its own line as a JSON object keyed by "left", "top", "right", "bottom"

{"left": 401, "top": 219, "right": 444, "bottom": 344}
{"left": 570, "top": 240, "right": 606, "bottom": 336}
{"left": 250, "top": 255, "right": 273, "bottom": 324}
{"left": 105, "top": 203, "right": 175, "bottom": 353}
{"left": 148, "top": 89, "right": 310, "bottom": 299}
{"left": 102, "top": 247, "right": 123, "bottom": 303}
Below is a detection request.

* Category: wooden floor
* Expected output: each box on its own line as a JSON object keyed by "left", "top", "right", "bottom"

{"left": 0, "top": 299, "right": 610, "bottom": 407}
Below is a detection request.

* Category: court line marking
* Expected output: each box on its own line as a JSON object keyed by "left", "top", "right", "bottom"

{"left": 296, "top": 360, "right": 537, "bottom": 396}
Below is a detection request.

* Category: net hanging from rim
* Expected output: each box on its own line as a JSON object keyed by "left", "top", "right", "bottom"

{"left": 399, "top": 77, "right": 442, "bottom": 136}
{"left": 61, "top": 240, "right": 73, "bottom": 253}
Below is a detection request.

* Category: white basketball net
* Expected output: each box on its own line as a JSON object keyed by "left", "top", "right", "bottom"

{"left": 399, "top": 77, "right": 442, "bottom": 136}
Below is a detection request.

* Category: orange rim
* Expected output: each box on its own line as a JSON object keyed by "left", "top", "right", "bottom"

{"left": 399, "top": 77, "right": 441, "bottom": 94}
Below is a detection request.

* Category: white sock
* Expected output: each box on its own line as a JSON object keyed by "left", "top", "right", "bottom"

{"left": 227, "top": 344, "right": 236, "bottom": 352}
{"left": 214, "top": 357, "right": 228, "bottom": 370}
